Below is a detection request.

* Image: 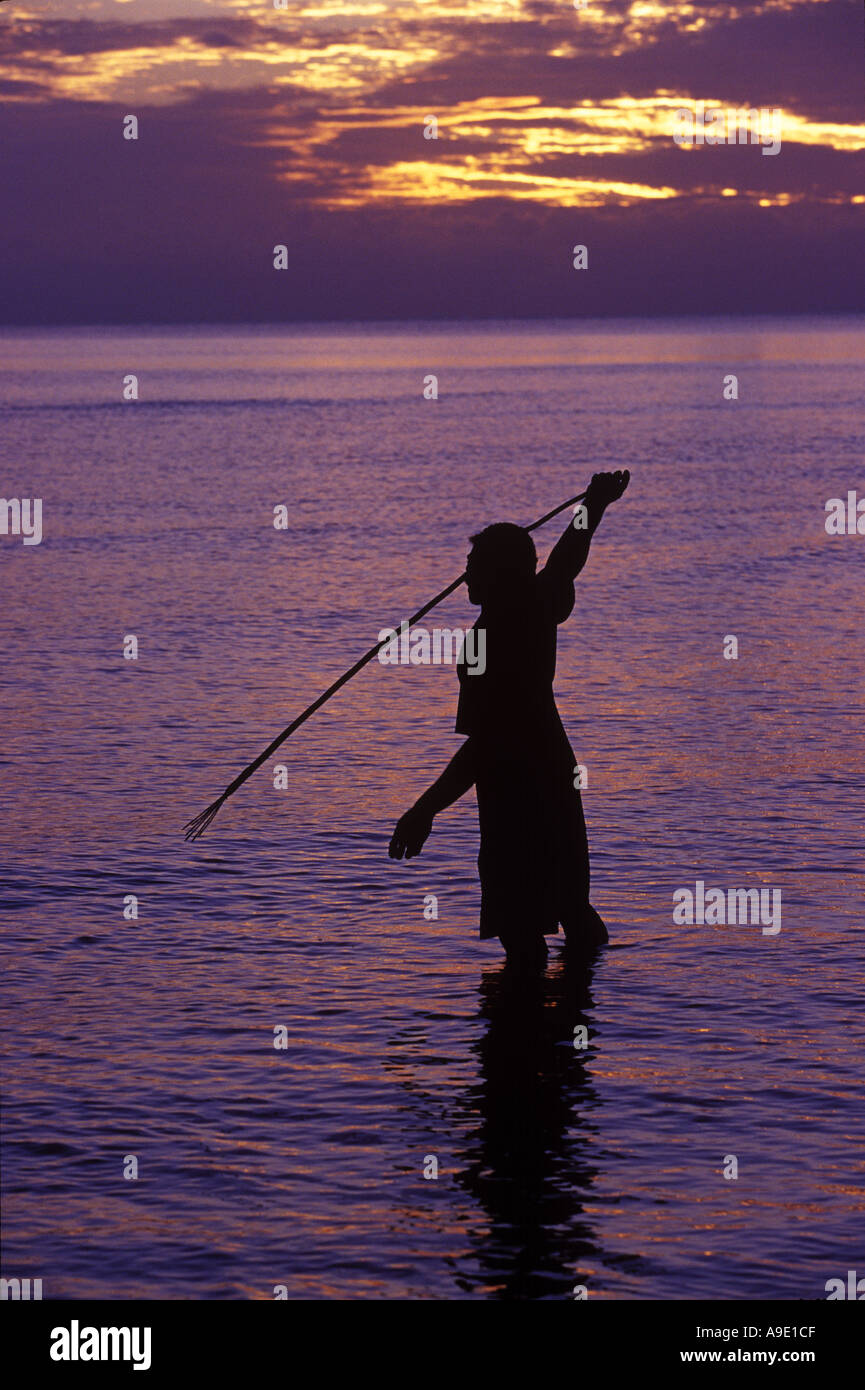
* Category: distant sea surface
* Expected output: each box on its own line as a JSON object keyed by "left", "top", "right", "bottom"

{"left": 1, "top": 317, "right": 863, "bottom": 1299}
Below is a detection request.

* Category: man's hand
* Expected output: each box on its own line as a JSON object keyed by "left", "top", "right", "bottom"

{"left": 586, "top": 469, "right": 630, "bottom": 507}
{"left": 389, "top": 806, "right": 434, "bottom": 859}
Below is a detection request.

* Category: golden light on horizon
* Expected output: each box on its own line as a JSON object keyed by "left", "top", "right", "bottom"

{"left": 282, "top": 155, "right": 683, "bottom": 206}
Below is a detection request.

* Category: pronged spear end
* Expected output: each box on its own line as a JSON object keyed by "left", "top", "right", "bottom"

{"left": 183, "top": 796, "right": 226, "bottom": 842}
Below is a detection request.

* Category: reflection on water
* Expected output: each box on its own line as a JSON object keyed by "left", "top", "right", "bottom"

{"left": 1, "top": 319, "right": 864, "bottom": 1299}
{"left": 456, "top": 955, "right": 605, "bottom": 1300}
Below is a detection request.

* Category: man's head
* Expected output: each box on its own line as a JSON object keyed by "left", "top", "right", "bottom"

{"left": 465, "top": 523, "right": 537, "bottom": 604}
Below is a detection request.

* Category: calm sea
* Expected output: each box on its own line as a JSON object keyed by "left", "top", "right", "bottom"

{"left": 1, "top": 317, "right": 863, "bottom": 1299}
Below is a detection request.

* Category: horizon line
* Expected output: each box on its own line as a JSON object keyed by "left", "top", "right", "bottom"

{"left": 2, "top": 308, "right": 864, "bottom": 333}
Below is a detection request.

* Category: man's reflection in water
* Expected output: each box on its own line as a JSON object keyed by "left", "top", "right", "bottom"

{"left": 455, "top": 950, "right": 605, "bottom": 1299}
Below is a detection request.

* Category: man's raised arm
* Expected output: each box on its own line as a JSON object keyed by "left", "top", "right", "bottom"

{"left": 544, "top": 469, "right": 630, "bottom": 583}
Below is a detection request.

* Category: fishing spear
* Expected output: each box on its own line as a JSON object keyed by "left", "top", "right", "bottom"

{"left": 183, "top": 487, "right": 588, "bottom": 840}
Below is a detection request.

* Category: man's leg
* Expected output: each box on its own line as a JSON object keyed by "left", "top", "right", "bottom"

{"left": 561, "top": 779, "right": 609, "bottom": 949}
{"left": 563, "top": 903, "right": 608, "bottom": 951}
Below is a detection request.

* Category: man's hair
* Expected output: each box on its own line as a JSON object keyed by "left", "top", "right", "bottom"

{"left": 469, "top": 522, "right": 537, "bottom": 580}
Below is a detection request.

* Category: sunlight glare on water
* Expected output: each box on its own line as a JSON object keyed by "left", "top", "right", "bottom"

{"left": 1, "top": 317, "right": 863, "bottom": 1298}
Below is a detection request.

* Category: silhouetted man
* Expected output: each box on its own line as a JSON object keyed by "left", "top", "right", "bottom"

{"left": 389, "top": 469, "right": 630, "bottom": 967}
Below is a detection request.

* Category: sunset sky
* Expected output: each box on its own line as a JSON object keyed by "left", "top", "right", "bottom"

{"left": 1, "top": 0, "right": 863, "bottom": 320}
